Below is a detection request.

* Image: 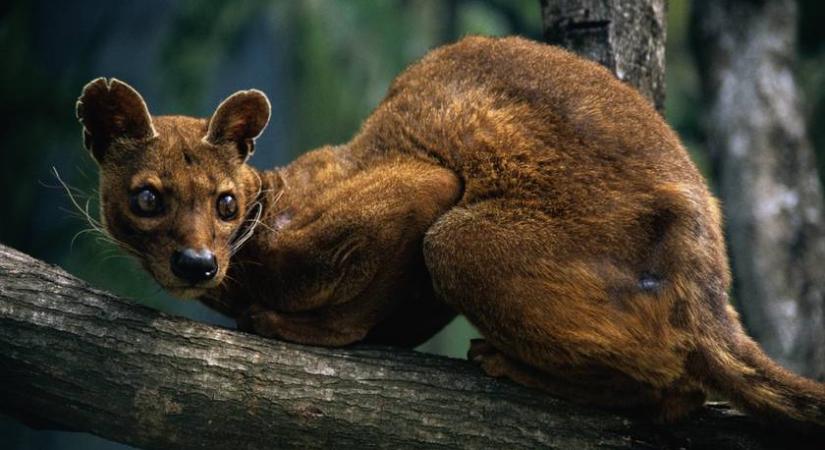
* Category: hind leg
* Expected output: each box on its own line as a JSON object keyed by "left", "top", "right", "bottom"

{"left": 468, "top": 338, "right": 705, "bottom": 421}
{"left": 423, "top": 200, "right": 705, "bottom": 420}
{"left": 467, "top": 339, "right": 664, "bottom": 410}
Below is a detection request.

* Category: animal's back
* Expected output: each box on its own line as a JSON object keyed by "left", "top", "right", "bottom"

{"left": 355, "top": 36, "right": 704, "bottom": 206}
{"left": 353, "top": 36, "right": 724, "bottom": 279}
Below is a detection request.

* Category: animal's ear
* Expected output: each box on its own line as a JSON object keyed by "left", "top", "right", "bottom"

{"left": 76, "top": 78, "right": 156, "bottom": 163}
{"left": 205, "top": 89, "right": 270, "bottom": 163}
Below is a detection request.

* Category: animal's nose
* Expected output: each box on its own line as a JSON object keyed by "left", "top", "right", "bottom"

{"left": 170, "top": 248, "right": 218, "bottom": 284}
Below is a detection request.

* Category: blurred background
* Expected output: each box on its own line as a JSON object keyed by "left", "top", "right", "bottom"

{"left": 1, "top": 0, "right": 824, "bottom": 448}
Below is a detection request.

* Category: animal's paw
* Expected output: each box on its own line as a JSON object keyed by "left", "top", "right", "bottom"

{"left": 468, "top": 339, "right": 510, "bottom": 378}
{"left": 237, "top": 304, "right": 283, "bottom": 338}
{"left": 468, "top": 338, "right": 496, "bottom": 361}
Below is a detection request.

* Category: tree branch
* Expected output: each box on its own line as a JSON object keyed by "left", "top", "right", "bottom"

{"left": 0, "top": 243, "right": 812, "bottom": 449}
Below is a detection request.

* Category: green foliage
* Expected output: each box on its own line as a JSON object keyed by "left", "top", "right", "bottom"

{"left": 160, "top": 0, "right": 269, "bottom": 111}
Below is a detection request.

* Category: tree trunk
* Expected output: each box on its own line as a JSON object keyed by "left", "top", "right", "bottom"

{"left": 540, "top": 0, "right": 667, "bottom": 111}
{"left": 0, "top": 243, "right": 817, "bottom": 449}
{"left": 692, "top": 0, "right": 825, "bottom": 380}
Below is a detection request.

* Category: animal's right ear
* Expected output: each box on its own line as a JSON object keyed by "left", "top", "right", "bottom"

{"left": 76, "top": 78, "right": 156, "bottom": 163}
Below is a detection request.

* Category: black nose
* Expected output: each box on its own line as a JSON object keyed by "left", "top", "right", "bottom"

{"left": 170, "top": 248, "right": 218, "bottom": 284}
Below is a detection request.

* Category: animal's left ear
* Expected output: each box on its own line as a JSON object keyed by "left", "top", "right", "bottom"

{"left": 205, "top": 89, "right": 271, "bottom": 163}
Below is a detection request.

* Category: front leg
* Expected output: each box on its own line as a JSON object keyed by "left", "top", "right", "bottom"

{"left": 238, "top": 304, "right": 369, "bottom": 347}
{"left": 228, "top": 157, "right": 461, "bottom": 346}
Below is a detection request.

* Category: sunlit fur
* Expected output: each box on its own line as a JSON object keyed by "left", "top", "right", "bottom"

{"left": 79, "top": 36, "right": 824, "bottom": 428}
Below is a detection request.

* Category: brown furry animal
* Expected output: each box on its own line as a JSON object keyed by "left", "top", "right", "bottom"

{"left": 77, "top": 36, "right": 824, "bottom": 426}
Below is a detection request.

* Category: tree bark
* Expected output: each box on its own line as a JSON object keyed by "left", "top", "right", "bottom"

{"left": 692, "top": 0, "right": 825, "bottom": 380}
{"left": 540, "top": 0, "right": 667, "bottom": 111}
{"left": 0, "top": 243, "right": 816, "bottom": 449}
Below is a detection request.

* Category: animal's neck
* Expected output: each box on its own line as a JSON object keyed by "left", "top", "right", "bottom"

{"left": 267, "top": 144, "right": 362, "bottom": 205}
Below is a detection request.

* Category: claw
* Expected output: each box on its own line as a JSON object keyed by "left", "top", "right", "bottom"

{"left": 468, "top": 338, "right": 496, "bottom": 361}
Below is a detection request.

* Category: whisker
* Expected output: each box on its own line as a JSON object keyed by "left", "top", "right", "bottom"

{"left": 53, "top": 168, "right": 105, "bottom": 230}
{"left": 70, "top": 228, "right": 102, "bottom": 250}
{"left": 224, "top": 171, "right": 288, "bottom": 258}
{"left": 221, "top": 272, "right": 240, "bottom": 285}
{"left": 40, "top": 180, "right": 89, "bottom": 198}
{"left": 251, "top": 219, "right": 277, "bottom": 234}
{"left": 100, "top": 254, "right": 134, "bottom": 264}
{"left": 230, "top": 202, "right": 263, "bottom": 256}
{"left": 75, "top": 164, "right": 94, "bottom": 181}
{"left": 53, "top": 167, "right": 144, "bottom": 258}
{"left": 248, "top": 180, "right": 285, "bottom": 236}
{"left": 60, "top": 207, "right": 99, "bottom": 224}
{"left": 270, "top": 187, "right": 285, "bottom": 209}
{"left": 234, "top": 259, "right": 264, "bottom": 268}
{"left": 240, "top": 202, "right": 277, "bottom": 234}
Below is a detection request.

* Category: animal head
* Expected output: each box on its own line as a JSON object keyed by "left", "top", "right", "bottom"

{"left": 76, "top": 78, "right": 270, "bottom": 299}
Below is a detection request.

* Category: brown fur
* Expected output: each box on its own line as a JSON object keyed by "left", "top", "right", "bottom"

{"left": 78, "top": 36, "right": 824, "bottom": 427}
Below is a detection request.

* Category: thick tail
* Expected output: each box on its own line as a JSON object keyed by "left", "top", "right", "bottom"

{"left": 653, "top": 185, "right": 825, "bottom": 428}
{"left": 701, "top": 319, "right": 825, "bottom": 428}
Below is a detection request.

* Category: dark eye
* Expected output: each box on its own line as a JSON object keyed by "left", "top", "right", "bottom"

{"left": 130, "top": 187, "right": 163, "bottom": 217}
{"left": 217, "top": 193, "right": 238, "bottom": 221}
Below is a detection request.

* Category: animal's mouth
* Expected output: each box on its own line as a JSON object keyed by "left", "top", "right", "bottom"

{"left": 147, "top": 265, "right": 223, "bottom": 299}
{"left": 166, "top": 284, "right": 211, "bottom": 299}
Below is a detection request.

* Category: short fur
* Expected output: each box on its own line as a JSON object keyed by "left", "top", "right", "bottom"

{"left": 77, "top": 36, "right": 824, "bottom": 426}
